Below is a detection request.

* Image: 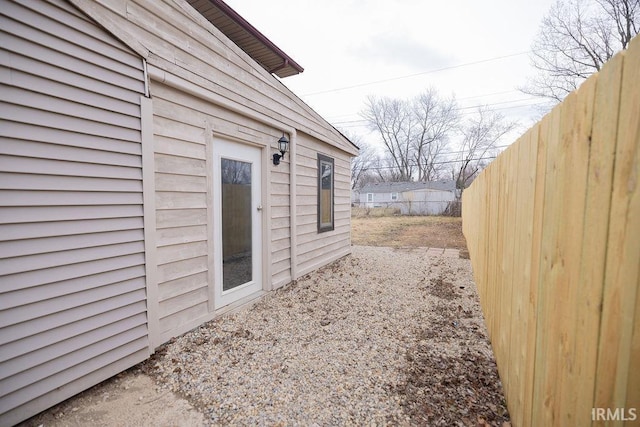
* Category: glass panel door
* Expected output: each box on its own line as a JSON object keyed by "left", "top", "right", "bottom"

{"left": 221, "top": 158, "right": 252, "bottom": 290}
{"left": 213, "top": 139, "right": 262, "bottom": 309}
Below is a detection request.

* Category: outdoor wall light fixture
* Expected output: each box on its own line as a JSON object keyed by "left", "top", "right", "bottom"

{"left": 273, "top": 135, "right": 289, "bottom": 165}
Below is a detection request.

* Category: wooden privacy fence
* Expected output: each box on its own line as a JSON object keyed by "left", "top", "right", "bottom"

{"left": 462, "top": 36, "right": 639, "bottom": 427}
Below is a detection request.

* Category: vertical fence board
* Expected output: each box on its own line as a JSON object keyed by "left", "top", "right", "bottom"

{"left": 574, "top": 53, "right": 623, "bottom": 426}
{"left": 462, "top": 36, "right": 640, "bottom": 427}
{"left": 522, "top": 125, "right": 541, "bottom": 427}
{"left": 557, "top": 76, "right": 596, "bottom": 426}
{"left": 533, "top": 105, "right": 563, "bottom": 427}
{"left": 595, "top": 37, "right": 640, "bottom": 422}
{"left": 502, "top": 145, "right": 517, "bottom": 396}
{"left": 508, "top": 132, "right": 533, "bottom": 427}
{"left": 487, "top": 164, "right": 499, "bottom": 338}
{"left": 482, "top": 164, "right": 491, "bottom": 336}
{"left": 495, "top": 152, "right": 508, "bottom": 387}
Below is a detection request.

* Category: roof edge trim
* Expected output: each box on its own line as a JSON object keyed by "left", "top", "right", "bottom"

{"left": 208, "top": 0, "right": 304, "bottom": 75}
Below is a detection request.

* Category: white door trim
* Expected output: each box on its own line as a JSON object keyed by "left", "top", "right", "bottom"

{"left": 212, "top": 138, "right": 263, "bottom": 309}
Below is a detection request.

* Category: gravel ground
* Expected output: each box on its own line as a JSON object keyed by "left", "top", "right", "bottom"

{"left": 143, "top": 246, "right": 509, "bottom": 426}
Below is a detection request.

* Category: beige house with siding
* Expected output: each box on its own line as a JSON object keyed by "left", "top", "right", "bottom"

{"left": 0, "top": 0, "right": 358, "bottom": 424}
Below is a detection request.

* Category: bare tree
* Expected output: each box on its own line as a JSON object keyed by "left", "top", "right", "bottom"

{"left": 370, "top": 155, "right": 395, "bottom": 182}
{"left": 412, "top": 89, "right": 459, "bottom": 181}
{"left": 361, "top": 95, "right": 414, "bottom": 181}
{"left": 361, "top": 89, "right": 459, "bottom": 182}
{"left": 523, "top": 0, "right": 639, "bottom": 102}
{"left": 348, "top": 135, "right": 378, "bottom": 190}
{"left": 221, "top": 159, "right": 251, "bottom": 184}
{"left": 453, "top": 107, "right": 517, "bottom": 191}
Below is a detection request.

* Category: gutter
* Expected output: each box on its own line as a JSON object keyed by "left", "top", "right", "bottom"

{"left": 269, "top": 59, "right": 290, "bottom": 75}
{"left": 207, "top": 0, "right": 304, "bottom": 75}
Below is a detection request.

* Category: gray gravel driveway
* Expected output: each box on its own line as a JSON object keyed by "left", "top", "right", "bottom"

{"left": 146, "top": 246, "right": 509, "bottom": 426}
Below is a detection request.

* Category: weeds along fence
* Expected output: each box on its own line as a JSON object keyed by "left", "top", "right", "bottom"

{"left": 351, "top": 200, "right": 462, "bottom": 216}
{"left": 462, "top": 37, "right": 639, "bottom": 427}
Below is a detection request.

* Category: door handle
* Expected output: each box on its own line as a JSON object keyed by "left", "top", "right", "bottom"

{"left": 257, "top": 205, "right": 263, "bottom": 211}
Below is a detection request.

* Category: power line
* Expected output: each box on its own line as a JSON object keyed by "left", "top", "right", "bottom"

{"left": 305, "top": 47, "right": 582, "bottom": 99}
{"left": 458, "top": 101, "right": 547, "bottom": 116}
{"left": 458, "top": 89, "right": 521, "bottom": 101}
{"left": 331, "top": 99, "right": 546, "bottom": 127}
{"left": 456, "top": 97, "right": 541, "bottom": 110}
{"left": 362, "top": 156, "right": 498, "bottom": 171}
{"left": 301, "top": 51, "right": 531, "bottom": 97}
{"left": 437, "top": 145, "right": 510, "bottom": 156}
{"left": 323, "top": 89, "right": 526, "bottom": 121}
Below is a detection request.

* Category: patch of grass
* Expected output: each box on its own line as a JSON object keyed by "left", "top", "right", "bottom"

{"left": 351, "top": 216, "right": 468, "bottom": 250}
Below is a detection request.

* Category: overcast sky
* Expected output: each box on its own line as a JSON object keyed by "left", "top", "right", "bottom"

{"left": 225, "top": 0, "right": 557, "bottom": 148}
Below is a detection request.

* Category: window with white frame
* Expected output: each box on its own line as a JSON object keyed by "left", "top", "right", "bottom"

{"left": 317, "top": 154, "right": 334, "bottom": 233}
{"left": 391, "top": 192, "right": 398, "bottom": 201}
{"left": 367, "top": 193, "right": 373, "bottom": 202}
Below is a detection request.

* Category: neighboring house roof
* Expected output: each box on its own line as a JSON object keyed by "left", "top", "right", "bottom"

{"left": 186, "top": 0, "right": 303, "bottom": 78}
{"left": 360, "top": 181, "right": 456, "bottom": 193}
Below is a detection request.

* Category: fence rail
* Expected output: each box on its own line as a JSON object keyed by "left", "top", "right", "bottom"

{"left": 462, "top": 36, "right": 639, "bottom": 426}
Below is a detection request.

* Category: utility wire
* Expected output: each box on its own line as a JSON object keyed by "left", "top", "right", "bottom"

{"left": 362, "top": 156, "right": 498, "bottom": 171}
{"left": 335, "top": 101, "right": 545, "bottom": 128}
{"left": 365, "top": 145, "right": 510, "bottom": 158}
{"left": 457, "top": 89, "right": 521, "bottom": 101}
{"left": 456, "top": 97, "right": 541, "bottom": 110}
{"left": 330, "top": 97, "right": 545, "bottom": 127}
{"left": 435, "top": 144, "right": 510, "bottom": 156}
{"left": 323, "top": 89, "right": 524, "bottom": 121}
{"left": 304, "top": 47, "right": 580, "bottom": 98}
{"left": 301, "top": 51, "right": 531, "bottom": 96}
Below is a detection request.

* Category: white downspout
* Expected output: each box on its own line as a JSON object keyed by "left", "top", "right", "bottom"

{"left": 289, "top": 130, "right": 297, "bottom": 282}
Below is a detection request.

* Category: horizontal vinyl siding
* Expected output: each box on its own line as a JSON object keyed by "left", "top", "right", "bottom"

{"left": 69, "top": 0, "right": 358, "bottom": 157}
{"left": 0, "top": 1, "right": 147, "bottom": 425}
{"left": 271, "top": 163, "right": 291, "bottom": 287}
{"left": 151, "top": 81, "right": 294, "bottom": 338}
{"left": 295, "top": 134, "right": 352, "bottom": 276}
{"left": 152, "top": 85, "right": 209, "bottom": 337}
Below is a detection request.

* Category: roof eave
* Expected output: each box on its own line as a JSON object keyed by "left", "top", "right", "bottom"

{"left": 196, "top": 0, "right": 304, "bottom": 78}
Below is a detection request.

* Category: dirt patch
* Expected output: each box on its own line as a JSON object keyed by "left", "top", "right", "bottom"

{"left": 19, "top": 368, "right": 206, "bottom": 427}
{"left": 399, "top": 347, "right": 509, "bottom": 426}
{"left": 400, "top": 269, "right": 509, "bottom": 427}
{"left": 429, "top": 276, "right": 459, "bottom": 300}
{"left": 351, "top": 216, "right": 468, "bottom": 250}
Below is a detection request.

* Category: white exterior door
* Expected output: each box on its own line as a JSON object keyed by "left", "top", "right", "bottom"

{"left": 212, "top": 140, "right": 263, "bottom": 309}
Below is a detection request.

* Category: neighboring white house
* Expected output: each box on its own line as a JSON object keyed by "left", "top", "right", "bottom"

{"left": 0, "top": 0, "right": 358, "bottom": 424}
{"left": 359, "top": 181, "right": 457, "bottom": 215}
